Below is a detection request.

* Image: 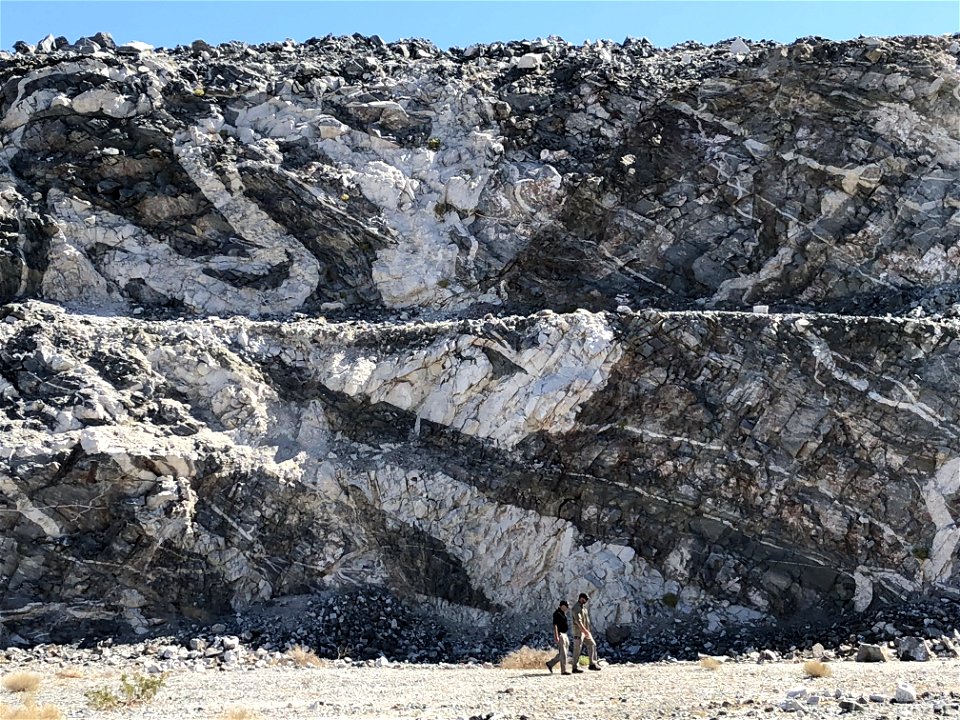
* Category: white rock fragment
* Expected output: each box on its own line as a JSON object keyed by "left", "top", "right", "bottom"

{"left": 743, "top": 138, "right": 771, "bottom": 159}
{"left": 71, "top": 89, "right": 137, "bottom": 117}
{"left": 894, "top": 682, "right": 917, "bottom": 703}
{"left": 516, "top": 53, "right": 543, "bottom": 70}
{"left": 357, "top": 161, "right": 407, "bottom": 210}
{"left": 780, "top": 698, "right": 805, "bottom": 712}
{"left": 315, "top": 115, "right": 350, "bottom": 139}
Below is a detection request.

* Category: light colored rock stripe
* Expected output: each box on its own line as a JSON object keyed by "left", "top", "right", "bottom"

{"left": 923, "top": 457, "right": 960, "bottom": 584}
{"left": 321, "top": 310, "right": 622, "bottom": 447}
{"left": 0, "top": 476, "right": 63, "bottom": 537}
{"left": 172, "top": 124, "right": 320, "bottom": 314}
{"left": 350, "top": 463, "right": 661, "bottom": 627}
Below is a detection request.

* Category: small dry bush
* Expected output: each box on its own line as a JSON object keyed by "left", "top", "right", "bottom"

{"left": 55, "top": 667, "right": 84, "bottom": 679}
{"left": 803, "top": 659, "right": 833, "bottom": 678}
{"left": 218, "top": 709, "right": 261, "bottom": 720}
{"left": 86, "top": 672, "right": 165, "bottom": 710}
{"left": 0, "top": 697, "right": 63, "bottom": 719}
{"left": 287, "top": 645, "right": 323, "bottom": 668}
{"left": 1, "top": 673, "right": 41, "bottom": 694}
{"left": 499, "top": 646, "right": 555, "bottom": 669}
{"left": 699, "top": 656, "right": 723, "bottom": 670}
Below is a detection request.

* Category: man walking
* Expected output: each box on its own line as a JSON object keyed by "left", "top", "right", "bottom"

{"left": 571, "top": 592, "right": 601, "bottom": 672}
{"left": 545, "top": 600, "right": 571, "bottom": 675}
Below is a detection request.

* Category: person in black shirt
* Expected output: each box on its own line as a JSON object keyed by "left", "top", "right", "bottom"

{"left": 545, "top": 600, "right": 571, "bottom": 675}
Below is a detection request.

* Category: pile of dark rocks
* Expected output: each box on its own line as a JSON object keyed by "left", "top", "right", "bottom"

{"left": 2, "top": 589, "right": 959, "bottom": 671}
{"left": 232, "top": 588, "right": 494, "bottom": 663}
{"left": 605, "top": 596, "right": 960, "bottom": 663}
{"left": 130, "top": 589, "right": 960, "bottom": 665}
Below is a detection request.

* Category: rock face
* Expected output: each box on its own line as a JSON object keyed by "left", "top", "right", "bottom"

{"left": 0, "top": 32, "right": 958, "bottom": 646}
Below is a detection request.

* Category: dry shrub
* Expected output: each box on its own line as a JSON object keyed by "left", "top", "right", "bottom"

{"left": 499, "top": 646, "right": 555, "bottom": 669}
{"left": 0, "top": 697, "right": 63, "bottom": 719}
{"left": 86, "top": 672, "right": 165, "bottom": 710}
{"left": 218, "top": 709, "right": 261, "bottom": 720}
{"left": 1, "top": 673, "right": 41, "bottom": 694}
{"left": 803, "top": 659, "right": 833, "bottom": 678}
{"left": 287, "top": 645, "right": 323, "bottom": 668}
{"left": 699, "top": 656, "right": 723, "bottom": 670}
{"left": 55, "top": 667, "right": 84, "bottom": 679}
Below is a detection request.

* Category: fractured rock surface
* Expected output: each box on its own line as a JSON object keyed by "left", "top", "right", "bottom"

{"left": 0, "top": 31, "right": 958, "bottom": 645}
{"left": 2, "top": 33, "right": 958, "bottom": 317}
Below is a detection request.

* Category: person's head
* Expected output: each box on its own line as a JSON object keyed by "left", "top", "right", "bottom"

{"left": 558, "top": 600, "right": 569, "bottom": 611}
{"left": 578, "top": 592, "right": 589, "bottom": 604}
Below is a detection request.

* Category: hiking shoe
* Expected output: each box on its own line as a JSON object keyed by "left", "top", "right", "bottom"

{"left": 588, "top": 664, "right": 602, "bottom": 671}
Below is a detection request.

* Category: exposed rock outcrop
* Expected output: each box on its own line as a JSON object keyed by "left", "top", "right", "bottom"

{"left": 0, "top": 32, "right": 958, "bottom": 646}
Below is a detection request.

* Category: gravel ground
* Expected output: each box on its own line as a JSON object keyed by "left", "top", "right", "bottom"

{"left": 3, "top": 657, "right": 959, "bottom": 719}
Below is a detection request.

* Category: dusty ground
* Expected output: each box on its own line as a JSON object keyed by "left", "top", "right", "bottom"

{"left": 2, "top": 658, "right": 959, "bottom": 719}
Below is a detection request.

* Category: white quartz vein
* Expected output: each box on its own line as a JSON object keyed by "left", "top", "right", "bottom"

{"left": 0, "top": 476, "right": 62, "bottom": 537}
{"left": 922, "top": 458, "right": 960, "bottom": 583}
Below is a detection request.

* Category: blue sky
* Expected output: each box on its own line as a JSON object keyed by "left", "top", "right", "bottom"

{"left": 2, "top": 1, "right": 957, "bottom": 52}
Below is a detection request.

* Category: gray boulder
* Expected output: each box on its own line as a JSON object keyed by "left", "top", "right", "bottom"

{"left": 91, "top": 31, "right": 116, "bottom": 49}
{"left": 897, "top": 636, "right": 931, "bottom": 661}
{"left": 605, "top": 624, "right": 631, "bottom": 646}
{"left": 894, "top": 682, "right": 917, "bottom": 704}
{"left": 37, "top": 34, "right": 57, "bottom": 53}
{"left": 74, "top": 38, "right": 101, "bottom": 54}
{"left": 855, "top": 643, "right": 890, "bottom": 662}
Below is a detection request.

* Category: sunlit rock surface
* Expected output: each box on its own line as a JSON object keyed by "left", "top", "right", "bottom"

{"left": 0, "top": 32, "right": 958, "bottom": 644}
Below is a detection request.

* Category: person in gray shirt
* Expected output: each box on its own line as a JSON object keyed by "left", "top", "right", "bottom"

{"left": 570, "top": 592, "right": 601, "bottom": 672}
